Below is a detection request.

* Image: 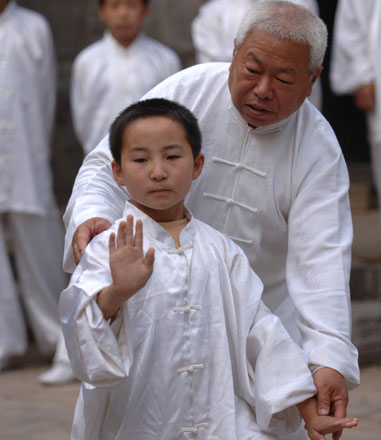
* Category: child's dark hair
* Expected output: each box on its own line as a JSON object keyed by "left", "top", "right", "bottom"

{"left": 98, "top": 0, "right": 150, "bottom": 5}
{"left": 109, "top": 98, "right": 202, "bottom": 165}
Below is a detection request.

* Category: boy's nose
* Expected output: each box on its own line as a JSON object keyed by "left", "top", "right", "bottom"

{"left": 150, "top": 162, "right": 167, "bottom": 180}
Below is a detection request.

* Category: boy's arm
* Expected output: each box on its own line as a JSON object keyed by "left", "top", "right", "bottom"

{"left": 297, "top": 397, "right": 358, "bottom": 440}
{"left": 96, "top": 215, "right": 155, "bottom": 319}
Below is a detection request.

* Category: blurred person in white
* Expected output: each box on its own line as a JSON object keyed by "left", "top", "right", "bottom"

{"left": 330, "top": 0, "right": 381, "bottom": 210}
{"left": 64, "top": 3, "right": 360, "bottom": 438}
{"left": 191, "top": 0, "right": 323, "bottom": 110}
{"left": 0, "top": 0, "right": 68, "bottom": 374}
{"left": 70, "top": 0, "right": 181, "bottom": 156}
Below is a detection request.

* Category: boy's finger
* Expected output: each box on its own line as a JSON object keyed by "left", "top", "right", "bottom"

{"left": 125, "top": 215, "right": 134, "bottom": 246}
{"left": 145, "top": 247, "right": 155, "bottom": 267}
{"left": 116, "top": 221, "right": 126, "bottom": 249}
{"left": 134, "top": 219, "right": 143, "bottom": 250}
{"left": 109, "top": 232, "right": 116, "bottom": 254}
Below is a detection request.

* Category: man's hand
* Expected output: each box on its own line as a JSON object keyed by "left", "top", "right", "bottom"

{"left": 313, "top": 367, "right": 348, "bottom": 440}
{"left": 72, "top": 217, "right": 112, "bottom": 264}
{"left": 355, "top": 83, "right": 375, "bottom": 112}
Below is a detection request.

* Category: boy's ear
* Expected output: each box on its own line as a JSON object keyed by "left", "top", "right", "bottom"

{"left": 192, "top": 153, "right": 205, "bottom": 180}
{"left": 111, "top": 160, "right": 125, "bottom": 186}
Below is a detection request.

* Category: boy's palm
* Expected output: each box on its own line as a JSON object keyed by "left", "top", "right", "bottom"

{"left": 109, "top": 215, "right": 155, "bottom": 299}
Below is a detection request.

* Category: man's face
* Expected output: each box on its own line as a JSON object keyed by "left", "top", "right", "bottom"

{"left": 98, "top": 0, "right": 148, "bottom": 47}
{"left": 228, "top": 28, "right": 322, "bottom": 127}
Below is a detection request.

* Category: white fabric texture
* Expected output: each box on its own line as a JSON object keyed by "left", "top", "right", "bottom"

{"left": 60, "top": 201, "right": 317, "bottom": 440}
{"left": 0, "top": 1, "right": 57, "bottom": 216}
{"left": 190, "top": 0, "right": 322, "bottom": 109}
{"left": 63, "top": 63, "right": 360, "bottom": 392}
{"left": 330, "top": 0, "right": 381, "bottom": 206}
{"left": 70, "top": 31, "right": 181, "bottom": 155}
{"left": 0, "top": 2, "right": 67, "bottom": 361}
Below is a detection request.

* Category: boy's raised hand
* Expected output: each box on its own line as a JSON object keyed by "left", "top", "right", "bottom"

{"left": 97, "top": 215, "right": 155, "bottom": 319}
{"left": 109, "top": 215, "right": 155, "bottom": 297}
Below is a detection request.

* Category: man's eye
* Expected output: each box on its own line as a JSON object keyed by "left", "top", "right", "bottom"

{"left": 247, "top": 67, "right": 259, "bottom": 74}
{"left": 277, "top": 77, "right": 294, "bottom": 85}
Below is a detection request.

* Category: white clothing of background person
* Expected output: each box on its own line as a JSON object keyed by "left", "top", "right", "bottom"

{"left": 60, "top": 201, "right": 317, "bottom": 440}
{"left": 0, "top": 0, "right": 67, "bottom": 369}
{"left": 330, "top": 0, "right": 381, "bottom": 209}
{"left": 191, "top": 0, "right": 323, "bottom": 109}
{"left": 63, "top": 62, "right": 360, "bottom": 399}
{"left": 70, "top": 31, "right": 181, "bottom": 155}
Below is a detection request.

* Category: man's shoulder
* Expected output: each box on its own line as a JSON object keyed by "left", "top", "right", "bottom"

{"left": 138, "top": 34, "right": 179, "bottom": 59}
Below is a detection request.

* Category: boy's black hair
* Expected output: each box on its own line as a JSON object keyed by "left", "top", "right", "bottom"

{"left": 109, "top": 98, "right": 202, "bottom": 165}
{"left": 98, "top": 0, "right": 150, "bottom": 5}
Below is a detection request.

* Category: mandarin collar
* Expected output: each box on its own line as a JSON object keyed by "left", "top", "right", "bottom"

{"left": 228, "top": 99, "right": 295, "bottom": 135}
{"left": 103, "top": 30, "right": 144, "bottom": 55}
{"left": 121, "top": 201, "right": 195, "bottom": 250}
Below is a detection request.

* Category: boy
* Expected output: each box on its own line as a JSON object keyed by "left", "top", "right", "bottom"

{"left": 60, "top": 99, "right": 358, "bottom": 439}
{"left": 0, "top": 0, "right": 68, "bottom": 372}
{"left": 70, "top": 0, "right": 181, "bottom": 155}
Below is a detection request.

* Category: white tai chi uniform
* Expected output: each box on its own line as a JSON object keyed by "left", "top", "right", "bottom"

{"left": 60, "top": 201, "right": 317, "bottom": 440}
{"left": 0, "top": 1, "right": 67, "bottom": 364}
{"left": 63, "top": 63, "right": 360, "bottom": 436}
{"left": 71, "top": 31, "right": 181, "bottom": 155}
{"left": 330, "top": 0, "right": 381, "bottom": 208}
{"left": 191, "top": 0, "right": 323, "bottom": 109}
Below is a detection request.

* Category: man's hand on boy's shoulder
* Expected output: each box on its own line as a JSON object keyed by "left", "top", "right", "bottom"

{"left": 73, "top": 217, "right": 112, "bottom": 264}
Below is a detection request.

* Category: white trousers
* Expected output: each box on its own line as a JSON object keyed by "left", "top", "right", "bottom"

{"left": 0, "top": 212, "right": 68, "bottom": 361}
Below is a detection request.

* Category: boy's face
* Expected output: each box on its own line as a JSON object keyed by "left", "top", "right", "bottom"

{"left": 98, "top": 0, "right": 148, "bottom": 47}
{"left": 112, "top": 116, "right": 204, "bottom": 223}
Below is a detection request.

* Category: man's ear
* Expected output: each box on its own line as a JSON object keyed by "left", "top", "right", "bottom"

{"left": 307, "top": 65, "right": 323, "bottom": 96}
{"left": 192, "top": 153, "right": 205, "bottom": 180}
{"left": 111, "top": 160, "right": 125, "bottom": 186}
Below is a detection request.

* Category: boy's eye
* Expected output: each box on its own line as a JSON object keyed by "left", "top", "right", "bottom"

{"left": 167, "top": 155, "right": 180, "bottom": 160}
{"left": 133, "top": 158, "right": 147, "bottom": 163}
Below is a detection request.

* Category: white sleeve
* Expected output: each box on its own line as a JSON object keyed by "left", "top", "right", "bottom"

{"left": 63, "top": 136, "right": 127, "bottom": 272}
{"left": 286, "top": 125, "right": 359, "bottom": 389}
{"left": 330, "top": 0, "right": 375, "bottom": 94}
{"left": 226, "top": 249, "right": 316, "bottom": 436}
{"left": 59, "top": 230, "right": 133, "bottom": 386}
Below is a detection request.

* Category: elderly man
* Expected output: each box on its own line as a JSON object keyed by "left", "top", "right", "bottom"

{"left": 64, "top": 2, "right": 359, "bottom": 438}
{"left": 191, "top": 0, "right": 323, "bottom": 109}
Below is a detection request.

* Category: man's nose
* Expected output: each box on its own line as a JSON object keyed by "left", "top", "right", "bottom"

{"left": 253, "top": 75, "right": 273, "bottom": 100}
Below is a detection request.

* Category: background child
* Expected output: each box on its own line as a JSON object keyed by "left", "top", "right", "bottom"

{"left": 70, "top": 0, "right": 181, "bottom": 155}
{"left": 60, "top": 98, "right": 358, "bottom": 439}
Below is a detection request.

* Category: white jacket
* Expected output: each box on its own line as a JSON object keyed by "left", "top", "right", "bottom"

{"left": 60, "top": 201, "right": 316, "bottom": 440}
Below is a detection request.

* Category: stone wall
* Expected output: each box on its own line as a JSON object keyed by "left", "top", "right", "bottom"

{"left": 18, "top": 0, "right": 206, "bottom": 208}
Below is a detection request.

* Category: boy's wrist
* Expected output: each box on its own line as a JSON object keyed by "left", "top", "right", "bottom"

{"left": 96, "top": 284, "right": 132, "bottom": 319}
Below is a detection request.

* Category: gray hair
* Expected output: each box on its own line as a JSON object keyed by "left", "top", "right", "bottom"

{"left": 235, "top": 0, "right": 328, "bottom": 73}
